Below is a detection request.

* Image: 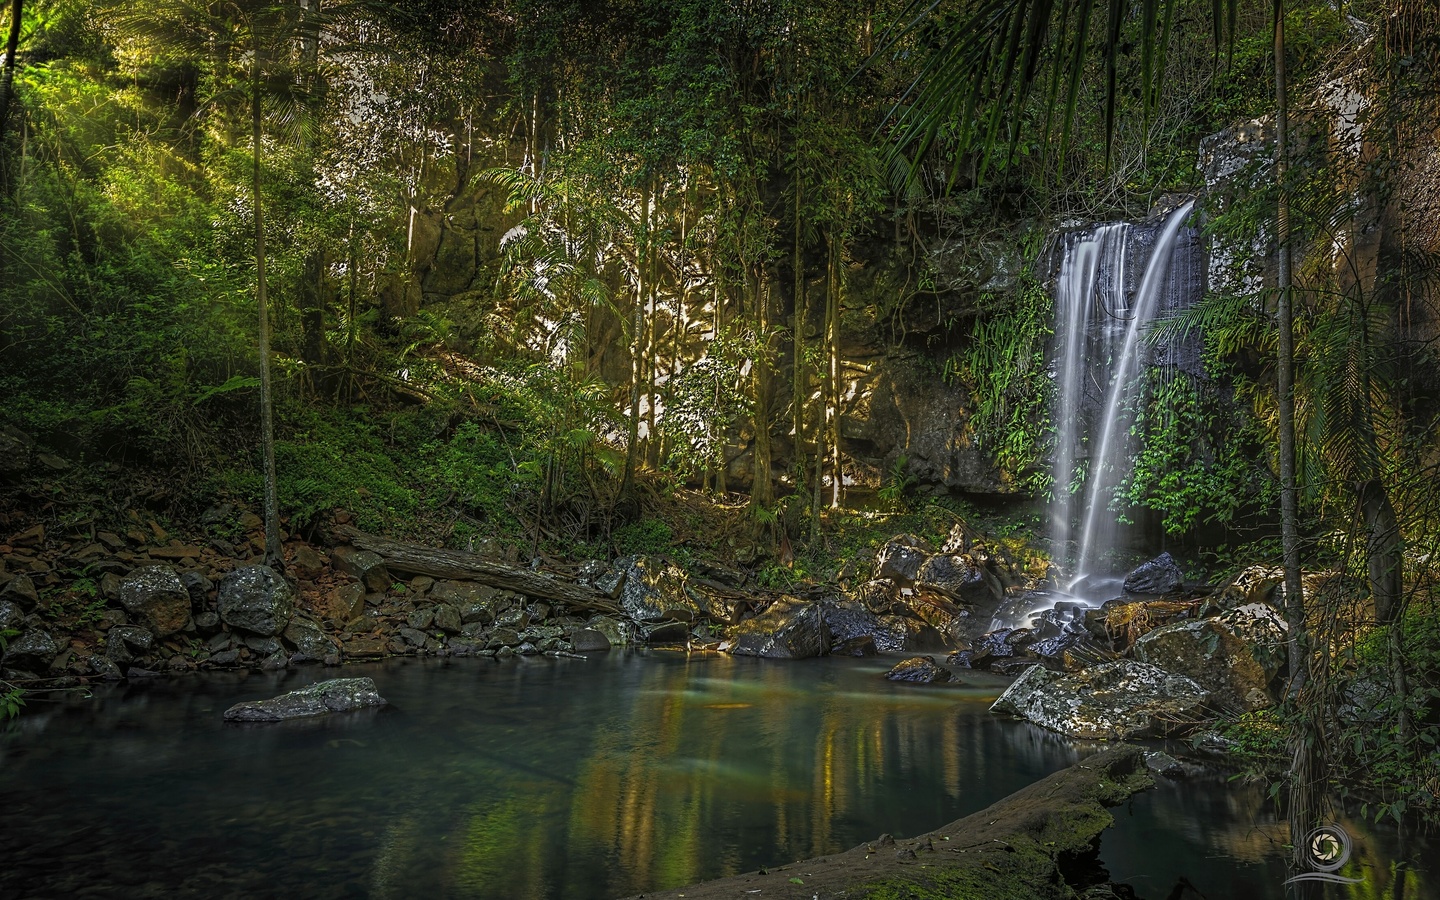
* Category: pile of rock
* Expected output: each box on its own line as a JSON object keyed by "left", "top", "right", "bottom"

{"left": 986, "top": 555, "right": 1296, "bottom": 739}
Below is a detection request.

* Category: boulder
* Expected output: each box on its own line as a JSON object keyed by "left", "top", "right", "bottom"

{"left": 821, "top": 600, "right": 882, "bottom": 649}
{"left": 1132, "top": 603, "right": 1287, "bottom": 711}
{"left": 990, "top": 660, "right": 1208, "bottom": 739}
{"left": 291, "top": 544, "right": 327, "bottom": 580}
{"left": 3, "top": 627, "right": 59, "bottom": 672}
{"left": 873, "top": 615, "right": 949, "bottom": 653}
{"left": 897, "top": 589, "right": 971, "bottom": 646}
{"left": 1212, "top": 565, "right": 1284, "bottom": 610}
{"left": 641, "top": 621, "right": 690, "bottom": 643}
{"left": 585, "top": 615, "right": 635, "bottom": 648}
{"left": 874, "top": 535, "right": 933, "bottom": 583}
{"left": 568, "top": 627, "right": 612, "bottom": 652}
{"left": 610, "top": 556, "right": 703, "bottom": 623}
{"left": 725, "top": 599, "right": 829, "bottom": 659}
{"left": 330, "top": 546, "right": 391, "bottom": 593}
{"left": 1, "top": 573, "right": 40, "bottom": 610}
{"left": 1122, "top": 552, "right": 1185, "bottom": 595}
{"left": 217, "top": 566, "right": 296, "bottom": 636}
{"left": 119, "top": 566, "right": 192, "bottom": 637}
{"left": 433, "top": 604, "right": 463, "bottom": 634}
{"left": 89, "top": 654, "right": 124, "bottom": 680}
{"left": 885, "top": 656, "right": 957, "bottom": 684}
{"left": 834, "top": 635, "right": 877, "bottom": 656}
{"left": 180, "top": 570, "right": 214, "bottom": 607}
{"left": 284, "top": 617, "right": 338, "bottom": 660}
{"left": 915, "top": 554, "right": 1003, "bottom": 606}
{"left": 314, "top": 583, "right": 366, "bottom": 623}
{"left": 222, "top": 677, "right": 387, "bottom": 722}
{"left": 0, "top": 599, "right": 24, "bottom": 632}
{"left": 850, "top": 578, "right": 898, "bottom": 613}
{"left": 430, "top": 580, "right": 500, "bottom": 607}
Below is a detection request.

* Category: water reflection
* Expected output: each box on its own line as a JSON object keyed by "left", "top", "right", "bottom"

{"left": 1, "top": 653, "right": 1431, "bottom": 899}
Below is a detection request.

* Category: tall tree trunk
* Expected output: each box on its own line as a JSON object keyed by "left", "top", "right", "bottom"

{"left": 0, "top": 0, "right": 23, "bottom": 148}
{"left": 751, "top": 266, "right": 775, "bottom": 508}
{"left": 792, "top": 163, "right": 807, "bottom": 512}
{"left": 254, "top": 39, "right": 282, "bottom": 571}
{"left": 620, "top": 183, "right": 650, "bottom": 502}
{"left": 1274, "top": 3, "right": 1320, "bottom": 890}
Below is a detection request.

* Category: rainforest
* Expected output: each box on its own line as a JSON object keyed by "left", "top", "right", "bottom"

{"left": 1, "top": 1, "right": 1438, "bottom": 898}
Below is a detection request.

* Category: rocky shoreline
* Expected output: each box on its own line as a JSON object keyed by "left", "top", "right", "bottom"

{"left": 2, "top": 506, "right": 1362, "bottom": 754}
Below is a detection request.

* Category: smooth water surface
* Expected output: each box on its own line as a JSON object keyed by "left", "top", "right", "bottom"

{"left": 2, "top": 653, "right": 1431, "bottom": 899}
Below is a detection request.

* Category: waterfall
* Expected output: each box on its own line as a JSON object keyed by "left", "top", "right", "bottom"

{"left": 1048, "top": 199, "right": 1199, "bottom": 591}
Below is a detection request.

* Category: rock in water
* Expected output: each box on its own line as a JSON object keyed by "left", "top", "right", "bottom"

{"left": 990, "top": 659, "right": 1207, "bottom": 740}
{"left": 1122, "top": 552, "right": 1185, "bottom": 595}
{"left": 1131, "top": 603, "right": 1287, "bottom": 711}
{"left": 725, "top": 599, "right": 829, "bottom": 659}
{"left": 885, "top": 656, "right": 957, "bottom": 683}
{"left": 217, "top": 566, "right": 296, "bottom": 636}
{"left": 118, "top": 566, "right": 192, "bottom": 637}
{"left": 223, "top": 677, "right": 387, "bottom": 722}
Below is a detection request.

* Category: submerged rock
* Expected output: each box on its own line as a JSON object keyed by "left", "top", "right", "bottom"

{"left": 885, "top": 656, "right": 957, "bottom": 684}
{"left": 724, "top": 599, "right": 829, "bottom": 659}
{"left": 223, "top": 677, "right": 388, "bottom": 722}
{"left": 1122, "top": 552, "right": 1185, "bottom": 595}
{"left": 990, "top": 659, "right": 1207, "bottom": 740}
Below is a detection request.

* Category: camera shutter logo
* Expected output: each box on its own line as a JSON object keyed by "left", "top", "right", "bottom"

{"left": 1284, "top": 824, "right": 1363, "bottom": 886}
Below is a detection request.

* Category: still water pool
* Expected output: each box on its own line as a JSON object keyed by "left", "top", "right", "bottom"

{"left": 1, "top": 652, "right": 1431, "bottom": 899}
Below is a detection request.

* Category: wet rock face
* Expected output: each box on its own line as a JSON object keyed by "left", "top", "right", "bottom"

{"left": 990, "top": 660, "right": 1208, "bottom": 740}
{"left": 1122, "top": 552, "right": 1185, "bottom": 595}
{"left": 217, "top": 566, "right": 296, "bottom": 636}
{"left": 725, "top": 599, "right": 830, "bottom": 659}
{"left": 885, "top": 656, "right": 957, "bottom": 684}
{"left": 222, "top": 677, "right": 387, "bottom": 722}
{"left": 119, "top": 566, "right": 192, "bottom": 638}
{"left": 1132, "top": 603, "right": 1287, "bottom": 711}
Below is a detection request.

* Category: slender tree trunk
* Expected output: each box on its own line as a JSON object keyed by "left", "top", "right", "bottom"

{"left": 0, "top": 0, "right": 23, "bottom": 149}
{"left": 620, "top": 183, "right": 650, "bottom": 502}
{"left": 792, "top": 162, "right": 807, "bottom": 509}
{"left": 1274, "top": 3, "right": 1319, "bottom": 890}
{"left": 344, "top": 216, "right": 358, "bottom": 400}
{"left": 254, "top": 41, "right": 282, "bottom": 570}
{"left": 751, "top": 266, "right": 775, "bottom": 508}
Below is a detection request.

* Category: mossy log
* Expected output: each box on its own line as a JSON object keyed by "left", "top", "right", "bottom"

{"left": 335, "top": 527, "right": 622, "bottom": 615}
{"left": 625, "top": 744, "right": 1152, "bottom": 900}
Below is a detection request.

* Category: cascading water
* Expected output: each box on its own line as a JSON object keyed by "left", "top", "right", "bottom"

{"left": 1068, "top": 199, "right": 1196, "bottom": 586}
{"left": 991, "top": 200, "right": 1201, "bottom": 631}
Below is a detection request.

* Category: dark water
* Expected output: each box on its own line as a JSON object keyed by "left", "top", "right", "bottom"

{"left": 1, "top": 653, "right": 1432, "bottom": 899}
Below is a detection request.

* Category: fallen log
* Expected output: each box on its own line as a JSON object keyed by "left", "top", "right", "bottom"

{"left": 335, "top": 527, "right": 622, "bottom": 615}
{"left": 621, "top": 744, "right": 1152, "bottom": 900}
